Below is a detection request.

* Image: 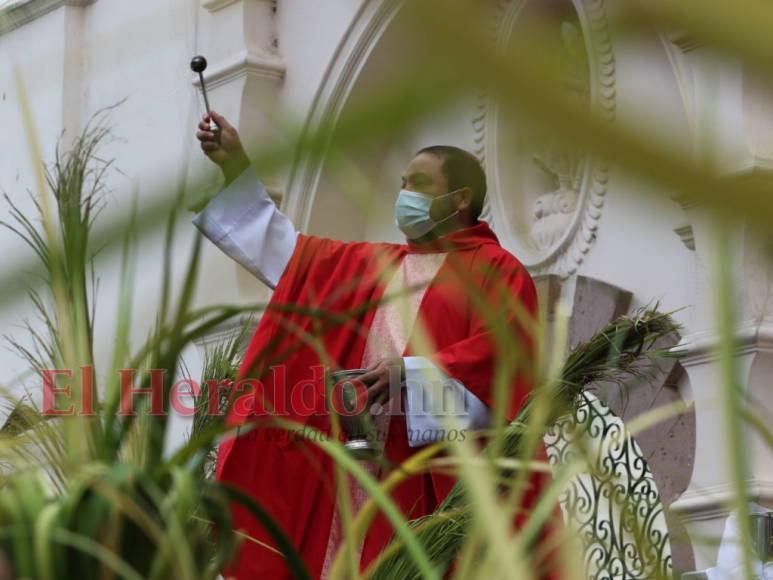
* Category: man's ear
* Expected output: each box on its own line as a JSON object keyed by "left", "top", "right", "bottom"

{"left": 456, "top": 187, "right": 474, "bottom": 211}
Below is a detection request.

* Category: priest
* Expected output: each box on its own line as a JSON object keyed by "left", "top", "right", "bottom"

{"left": 194, "top": 111, "right": 550, "bottom": 579}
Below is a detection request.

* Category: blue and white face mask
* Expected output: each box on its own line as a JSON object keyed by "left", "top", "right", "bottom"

{"left": 394, "top": 189, "right": 460, "bottom": 240}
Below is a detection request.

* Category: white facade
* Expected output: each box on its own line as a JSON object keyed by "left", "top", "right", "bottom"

{"left": 2, "top": 0, "right": 772, "bottom": 576}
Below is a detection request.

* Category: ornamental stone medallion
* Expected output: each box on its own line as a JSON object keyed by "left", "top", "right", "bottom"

{"left": 475, "top": 0, "right": 615, "bottom": 278}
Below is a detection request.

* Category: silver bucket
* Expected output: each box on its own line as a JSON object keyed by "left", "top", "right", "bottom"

{"left": 751, "top": 512, "right": 773, "bottom": 562}
{"left": 325, "top": 369, "right": 379, "bottom": 457}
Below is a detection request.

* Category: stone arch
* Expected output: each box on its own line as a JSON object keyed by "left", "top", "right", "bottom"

{"left": 281, "top": 0, "right": 403, "bottom": 239}
{"left": 476, "top": 0, "right": 616, "bottom": 279}
{"left": 281, "top": 0, "right": 484, "bottom": 244}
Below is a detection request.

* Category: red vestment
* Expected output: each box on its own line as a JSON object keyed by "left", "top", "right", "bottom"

{"left": 216, "top": 222, "right": 550, "bottom": 579}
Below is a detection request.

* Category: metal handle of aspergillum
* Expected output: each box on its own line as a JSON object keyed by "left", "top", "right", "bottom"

{"left": 190, "top": 56, "right": 221, "bottom": 142}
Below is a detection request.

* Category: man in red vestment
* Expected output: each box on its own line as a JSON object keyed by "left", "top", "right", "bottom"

{"left": 194, "top": 112, "right": 551, "bottom": 579}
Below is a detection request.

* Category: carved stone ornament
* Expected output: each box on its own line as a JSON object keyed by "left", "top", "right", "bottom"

{"left": 474, "top": 0, "right": 616, "bottom": 278}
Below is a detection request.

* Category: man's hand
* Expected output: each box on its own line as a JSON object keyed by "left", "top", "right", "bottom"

{"left": 358, "top": 357, "right": 406, "bottom": 414}
{"left": 197, "top": 111, "right": 250, "bottom": 185}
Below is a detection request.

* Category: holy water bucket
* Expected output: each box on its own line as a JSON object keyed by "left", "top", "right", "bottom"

{"left": 751, "top": 512, "right": 773, "bottom": 562}
{"left": 326, "top": 369, "right": 379, "bottom": 455}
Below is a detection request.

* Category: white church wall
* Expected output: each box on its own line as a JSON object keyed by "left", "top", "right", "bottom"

{"left": 573, "top": 18, "right": 694, "bottom": 332}
{"left": 274, "top": 0, "right": 366, "bottom": 131}
{"left": 0, "top": 8, "right": 70, "bottom": 387}
{"left": 0, "top": 0, "right": 209, "bottom": 444}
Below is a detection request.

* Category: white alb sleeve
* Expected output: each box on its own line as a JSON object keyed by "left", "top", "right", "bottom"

{"left": 192, "top": 166, "right": 299, "bottom": 290}
{"left": 402, "top": 356, "right": 492, "bottom": 448}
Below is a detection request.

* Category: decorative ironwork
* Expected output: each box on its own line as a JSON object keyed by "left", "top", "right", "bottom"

{"left": 544, "top": 393, "right": 673, "bottom": 579}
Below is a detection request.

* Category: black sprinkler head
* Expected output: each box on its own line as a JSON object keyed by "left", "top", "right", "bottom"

{"left": 190, "top": 56, "right": 208, "bottom": 73}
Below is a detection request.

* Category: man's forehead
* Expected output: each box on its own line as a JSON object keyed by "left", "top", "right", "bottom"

{"left": 402, "top": 154, "right": 444, "bottom": 180}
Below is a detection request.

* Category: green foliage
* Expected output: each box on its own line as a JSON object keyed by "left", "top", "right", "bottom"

{"left": 0, "top": 116, "right": 309, "bottom": 580}
{"left": 369, "top": 308, "right": 681, "bottom": 580}
{"left": 190, "top": 322, "right": 251, "bottom": 481}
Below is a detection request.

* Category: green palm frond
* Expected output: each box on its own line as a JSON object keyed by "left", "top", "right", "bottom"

{"left": 370, "top": 307, "right": 681, "bottom": 580}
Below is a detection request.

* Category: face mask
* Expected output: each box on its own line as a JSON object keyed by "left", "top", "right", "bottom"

{"left": 394, "top": 189, "right": 461, "bottom": 239}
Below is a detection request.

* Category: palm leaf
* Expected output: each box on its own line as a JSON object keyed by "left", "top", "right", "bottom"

{"left": 370, "top": 307, "right": 681, "bottom": 580}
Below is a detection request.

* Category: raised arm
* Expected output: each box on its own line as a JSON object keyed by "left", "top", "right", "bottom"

{"left": 193, "top": 112, "right": 298, "bottom": 289}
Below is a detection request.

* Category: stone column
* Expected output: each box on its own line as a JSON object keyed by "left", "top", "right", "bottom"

{"left": 668, "top": 32, "right": 773, "bottom": 572}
